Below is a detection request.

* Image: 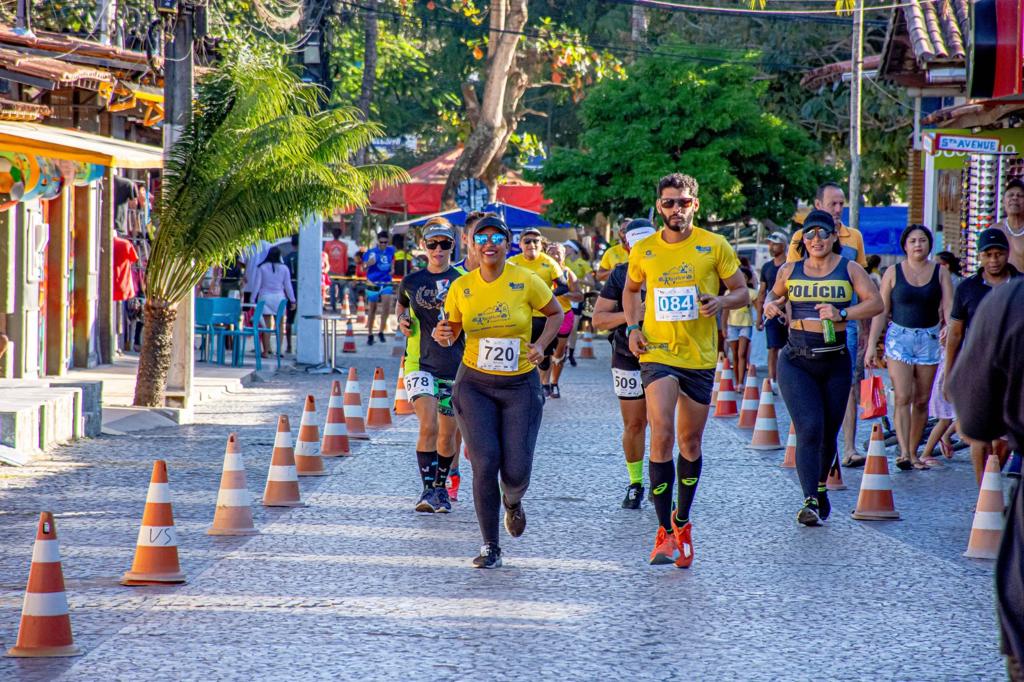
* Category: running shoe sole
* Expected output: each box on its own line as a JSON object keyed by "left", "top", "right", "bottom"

{"left": 797, "top": 507, "right": 822, "bottom": 526}
{"left": 649, "top": 552, "right": 677, "bottom": 565}
{"left": 473, "top": 557, "right": 503, "bottom": 569}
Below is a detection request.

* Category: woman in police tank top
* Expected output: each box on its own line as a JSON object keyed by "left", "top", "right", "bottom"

{"left": 764, "top": 210, "right": 882, "bottom": 526}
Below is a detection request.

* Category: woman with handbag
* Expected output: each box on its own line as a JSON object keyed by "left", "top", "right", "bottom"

{"left": 764, "top": 210, "right": 882, "bottom": 526}
{"left": 864, "top": 225, "right": 953, "bottom": 470}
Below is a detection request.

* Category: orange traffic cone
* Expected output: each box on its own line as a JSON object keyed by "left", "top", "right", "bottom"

{"left": 342, "top": 320, "right": 357, "bottom": 353}
{"left": 781, "top": 423, "right": 797, "bottom": 468}
{"left": 208, "top": 434, "right": 257, "bottom": 536}
{"left": 366, "top": 367, "right": 393, "bottom": 428}
{"left": 710, "top": 354, "right": 724, "bottom": 407}
{"left": 122, "top": 460, "right": 187, "bottom": 585}
{"left": 579, "top": 332, "right": 596, "bottom": 359}
{"left": 826, "top": 455, "right": 847, "bottom": 490}
{"left": 5, "top": 512, "right": 81, "bottom": 658}
{"left": 394, "top": 360, "right": 414, "bottom": 415}
{"left": 851, "top": 423, "right": 900, "bottom": 520}
{"left": 262, "top": 415, "right": 305, "bottom": 507}
{"left": 295, "top": 395, "right": 327, "bottom": 476}
{"left": 750, "top": 378, "right": 782, "bottom": 450}
{"left": 321, "top": 380, "right": 351, "bottom": 456}
{"left": 342, "top": 295, "right": 352, "bottom": 319}
{"left": 713, "top": 357, "right": 738, "bottom": 418}
{"left": 964, "top": 455, "right": 1005, "bottom": 559}
{"left": 737, "top": 365, "right": 760, "bottom": 429}
{"left": 356, "top": 296, "right": 367, "bottom": 325}
{"left": 344, "top": 367, "right": 370, "bottom": 440}
{"left": 392, "top": 332, "right": 405, "bottom": 357}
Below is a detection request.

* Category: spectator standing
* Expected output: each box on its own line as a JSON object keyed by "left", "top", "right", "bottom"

{"left": 726, "top": 266, "right": 757, "bottom": 388}
{"left": 921, "top": 250, "right": 965, "bottom": 464}
{"left": 363, "top": 231, "right": 396, "bottom": 344}
{"left": 562, "top": 240, "right": 592, "bottom": 366}
{"left": 945, "top": 228, "right": 1020, "bottom": 483}
{"left": 112, "top": 229, "right": 140, "bottom": 353}
{"left": 755, "top": 231, "right": 789, "bottom": 389}
{"left": 865, "top": 225, "right": 953, "bottom": 470}
{"left": 240, "top": 240, "right": 271, "bottom": 304}
{"left": 789, "top": 182, "right": 871, "bottom": 469}
{"left": 392, "top": 233, "right": 415, "bottom": 279}
{"left": 948, "top": 277, "right": 1024, "bottom": 682}
{"left": 995, "top": 178, "right": 1024, "bottom": 272}
{"left": 283, "top": 234, "right": 300, "bottom": 354}
{"left": 251, "top": 247, "right": 295, "bottom": 358}
{"left": 324, "top": 228, "right": 349, "bottom": 312}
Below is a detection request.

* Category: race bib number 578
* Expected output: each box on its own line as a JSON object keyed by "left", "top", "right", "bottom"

{"left": 478, "top": 338, "right": 519, "bottom": 372}
{"left": 654, "top": 286, "right": 699, "bottom": 322}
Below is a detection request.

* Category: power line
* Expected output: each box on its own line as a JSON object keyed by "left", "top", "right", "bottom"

{"left": 598, "top": 0, "right": 891, "bottom": 26}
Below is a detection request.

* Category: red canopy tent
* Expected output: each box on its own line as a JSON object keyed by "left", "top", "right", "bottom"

{"left": 369, "top": 147, "right": 547, "bottom": 215}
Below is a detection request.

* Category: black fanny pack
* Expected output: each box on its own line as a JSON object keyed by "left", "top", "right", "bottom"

{"left": 786, "top": 344, "right": 847, "bottom": 359}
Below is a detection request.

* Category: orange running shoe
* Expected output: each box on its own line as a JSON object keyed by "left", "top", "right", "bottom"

{"left": 671, "top": 518, "right": 694, "bottom": 568}
{"left": 649, "top": 526, "right": 679, "bottom": 565}
{"left": 446, "top": 473, "right": 461, "bottom": 502}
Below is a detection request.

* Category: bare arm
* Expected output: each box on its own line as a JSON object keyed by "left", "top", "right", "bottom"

{"left": 865, "top": 267, "right": 893, "bottom": 367}
{"left": 623, "top": 275, "right": 647, "bottom": 356}
{"left": 837, "top": 262, "right": 883, "bottom": 321}
{"left": 938, "top": 266, "right": 954, "bottom": 324}
{"left": 529, "top": 298, "right": 565, "bottom": 364}
{"left": 763, "top": 263, "right": 794, "bottom": 321}
{"left": 943, "top": 319, "right": 964, "bottom": 402}
{"left": 592, "top": 296, "right": 625, "bottom": 332}
{"left": 754, "top": 280, "right": 767, "bottom": 330}
{"left": 701, "top": 269, "right": 749, "bottom": 317}
{"left": 566, "top": 270, "right": 583, "bottom": 302}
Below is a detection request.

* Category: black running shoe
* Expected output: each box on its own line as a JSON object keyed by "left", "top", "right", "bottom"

{"left": 432, "top": 487, "right": 452, "bottom": 513}
{"left": 504, "top": 499, "right": 526, "bottom": 537}
{"left": 378, "top": 331, "right": 386, "bottom": 343}
{"left": 472, "top": 543, "right": 502, "bottom": 569}
{"left": 622, "top": 483, "right": 644, "bottom": 509}
{"left": 817, "top": 489, "right": 831, "bottom": 521}
{"left": 550, "top": 384, "right": 561, "bottom": 399}
{"left": 542, "top": 384, "right": 552, "bottom": 398}
{"left": 367, "top": 333, "right": 375, "bottom": 346}
{"left": 568, "top": 349, "right": 577, "bottom": 367}
{"left": 415, "top": 488, "right": 435, "bottom": 513}
{"left": 797, "top": 497, "right": 822, "bottom": 526}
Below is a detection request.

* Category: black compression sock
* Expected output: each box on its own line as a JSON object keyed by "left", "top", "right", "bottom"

{"left": 674, "top": 455, "right": 702, "bottom": 526}
{"left": 649, "top": 460, "right": 676, "bottom": 532}
{"left": 416, "top": 450, "right": 437, "bottom": 489}
{"left": 434, "top": 455, "right": 455, "bottom": 488}
{"left": 816, "top": 484, "right": 831, "bottom": 520}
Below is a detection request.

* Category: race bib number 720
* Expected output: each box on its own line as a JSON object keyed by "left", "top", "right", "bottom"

{"left": 654, "top": 286, "right": 699, "bottom": 322}
{"left": 404, "top": 371, "right": 435, "bottom": 399}
{"left": 478, "top": 338, "right": 519, "bottom": 372}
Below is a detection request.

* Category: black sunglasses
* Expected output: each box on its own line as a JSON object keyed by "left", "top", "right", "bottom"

{"left": 425, "top": 239, "right": 453, "bottom": 251}
{"left": 660, "top": 197, "right": 695, "bottom": 210}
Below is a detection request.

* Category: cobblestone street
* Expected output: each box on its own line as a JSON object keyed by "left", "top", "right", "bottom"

{"left": 0, "top": 340, "right": 1005, "bottom": 680}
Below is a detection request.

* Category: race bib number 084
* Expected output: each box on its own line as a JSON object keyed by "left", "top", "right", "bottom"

{"left": 478, "top": 337, "right": 519, "bottom": 372}
{"left": 654, "top": 286, "right": 699, "bottom": 322}
{"left": 404, "top": 371, "right": 435, "bottom": 399}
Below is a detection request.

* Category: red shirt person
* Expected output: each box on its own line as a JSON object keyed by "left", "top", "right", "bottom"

{"left": 113, "top": 234, "right": 139, "bottom": 301}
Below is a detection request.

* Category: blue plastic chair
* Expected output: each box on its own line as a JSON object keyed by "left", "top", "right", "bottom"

{"left": 252, "top": 298, "right": 288, "bottom": 369}
{"left": 220, "top": 301, "right": 265, "bottom": 369}
{"left": 209, "top": 298, "right": 243, "bottom": 365}
{"left": 194, "top": 297, "right": 215, "bottom": 362}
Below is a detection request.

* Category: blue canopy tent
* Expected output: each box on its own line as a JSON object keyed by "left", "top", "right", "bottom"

{"left": 392, "top": 201, "right": 552, "bottom": 233}
{"left": 842, "top": 206, "right": 909, "bottom": 255}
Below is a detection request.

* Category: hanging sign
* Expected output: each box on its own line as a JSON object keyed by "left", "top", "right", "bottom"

{"left": 932, "top": 135, "right": 1001, "bottom": 154}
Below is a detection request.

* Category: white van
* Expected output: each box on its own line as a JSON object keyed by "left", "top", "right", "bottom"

{"left": 736, "top": 243, "right": 771, "bottom": 274}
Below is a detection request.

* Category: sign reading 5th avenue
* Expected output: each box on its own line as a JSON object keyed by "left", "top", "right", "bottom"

{"left": 934, "top": 135, "right": 1001, "bottom": 154}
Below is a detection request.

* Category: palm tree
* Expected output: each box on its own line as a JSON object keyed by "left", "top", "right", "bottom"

{"left": 133, "top": 58, "right": 406, "bottom": 406}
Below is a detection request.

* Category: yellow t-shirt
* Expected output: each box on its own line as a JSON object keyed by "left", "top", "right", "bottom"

{"left": 599, "top": 243, "right": 628, "bottom": 271}
{"left": 627, "top": 228, "right": 740, "bottom": 370}
{"left": 444, "top": 264, "right": 554, "bottom": 376}
{"left": 508, "top": 253, "right": 564, "bottom": 317}
{"left": 787, "top": 224, "right": 868, "bottom": 267}
{"left": 727, "top": 287, "right": 758, "bottom": 327}
{"left": 554, "top": 267, "right": 577, "bottom": 312}
{"left": 566, "top": 257, "right": 591, "bottom": 281}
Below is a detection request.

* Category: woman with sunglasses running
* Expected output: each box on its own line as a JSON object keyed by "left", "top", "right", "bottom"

{"left": 396, "top": 218, "right": 465, "bottom": 514}
{"left": 764, "top": 210, "right": 882, "bottom": 526}
{"left": 434, "top": 216, "right": 563, "bottom": 568}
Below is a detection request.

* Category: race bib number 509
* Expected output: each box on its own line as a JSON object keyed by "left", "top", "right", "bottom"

{"left": 478, "top": 338, "right": 519, "bottom": 372}
{"left": 654, "top": 286, "right": 699, "bottom": 322}
{"left": 612, "top": 368, "right": 643, "bottom": 398}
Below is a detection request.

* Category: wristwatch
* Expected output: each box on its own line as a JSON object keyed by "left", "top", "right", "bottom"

{"left": 839, "top": 309, "right": 848, "bottom": 321}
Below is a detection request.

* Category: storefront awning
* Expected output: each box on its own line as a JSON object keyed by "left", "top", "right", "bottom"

{"left": 0, "top": 121, "right": 162, "bottom": 168}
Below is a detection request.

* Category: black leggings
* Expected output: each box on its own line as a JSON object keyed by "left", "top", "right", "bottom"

{"left": 453, "top": 365, "right": 545, "bottom": 545}
{"left": 531, "top": 317, "right": 557, "bottom": 371}
{"left": 777, "top": 346, "right": 852, "bottom": 499}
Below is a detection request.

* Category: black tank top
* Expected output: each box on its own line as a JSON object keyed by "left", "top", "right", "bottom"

{"left": 891, "top": 262, "right": 941, "bottom": 328}
{"left": 785, "top": 257, "right": 853, "bottom": 348}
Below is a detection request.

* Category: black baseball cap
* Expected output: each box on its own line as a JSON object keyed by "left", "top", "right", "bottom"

{"left": 470, "top": 215, "right": 512, "bottom": 241}
{"left": 977, "top": 228, "right": 1009, "bottom": 252}
{"left": 802, "top": 210, "right": 836, "bottom": 233}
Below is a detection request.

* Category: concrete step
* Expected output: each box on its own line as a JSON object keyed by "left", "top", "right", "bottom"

{"left": 0, "top": 378, "right": 102, "bottom": 465}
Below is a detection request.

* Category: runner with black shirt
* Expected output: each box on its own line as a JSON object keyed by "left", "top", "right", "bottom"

{"left": 396, "top": 218, "right": 466, "bottom": 514}
{"left": 593, "top": 218, "right": 657, "bottom": 509}
{"left": 755, "top": 232, "right": 789, "bottom": 390}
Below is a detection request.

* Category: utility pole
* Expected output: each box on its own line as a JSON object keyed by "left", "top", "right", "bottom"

{"left": 848, "top": 0, "right": 864, "bottom": 231}
{"left": 14, "top": 0, "right": 32, "bottom": 35}
{"left": 164, "top": 5, "right": 195, "bottom": 408}
{"left": 98, "top": 0, "right": 117, "bottom": 45}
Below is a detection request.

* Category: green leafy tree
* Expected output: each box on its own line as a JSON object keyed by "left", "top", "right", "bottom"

{"left": 535, "top": 57, "right": 831, "bottom": 225}
{"left": 133, "top": 58, "right": 406, "bottom": 406}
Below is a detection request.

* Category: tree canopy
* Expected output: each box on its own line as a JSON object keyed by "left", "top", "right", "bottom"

{"left": 535, "top": 56, "right": 833, "bottom": 224}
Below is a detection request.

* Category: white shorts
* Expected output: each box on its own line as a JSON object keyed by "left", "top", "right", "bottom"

{"left": 727, "top": 325, "right": 752, "bottom": 343}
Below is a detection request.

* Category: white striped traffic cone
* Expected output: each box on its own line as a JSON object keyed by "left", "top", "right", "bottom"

{"left": 262, "top": 415, "right": 305, "bottom": 507}
{"left": 366, "top": 367, "right": 393, "bottom": 428}
{"left": 781, "top": 423, "right": 796, "bottom": 468}
{"left": 344, "top": 367, "right": 370, "bottom": 440}
{"left": 122, "top": 460, "right": 187, "bottom": 585}
{"left": 394, "top": 360, "right": 414, "bottom": 415}
{"left": 737, "top": 365, "right": 760, "bottom": 429}
{"left": 5, "top": 512, "right": 81, "bottom": 657}
{"left": 321, "top": 380, "right": 351, "bottom": 456}
{"left": 851, "top": 423, "right": 900, "bottom": 520}
{"left": 710, "top": 354, "right": 724, "bottom": 407}
{"left": 579, "top": 332, "right": 596, "bottom": 359}
{"left": 208, "top": 433, "right": 257, "bottom": 536}
{"left": 964, "top": 455, "right": 1005, "bottom": 559}
{"left": 826, "top": 454, "right": 847, "bottom": 491}
{"left": 713, "top": 357, "right": 738, "bottom": 418}
{"left": 750, "top": 378, "right": 782, "bottom": 450}
{"left": 295, "top": 395, "right": 326, "bottom": 476}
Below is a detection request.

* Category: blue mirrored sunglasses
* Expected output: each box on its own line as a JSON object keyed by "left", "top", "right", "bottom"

{"left": 473, "top": 233, "right": 508, "bottom": 246}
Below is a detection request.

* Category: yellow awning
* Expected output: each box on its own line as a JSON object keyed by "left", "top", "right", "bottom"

{"left": 0, "top": 121, "right": 162, "bottom": 168}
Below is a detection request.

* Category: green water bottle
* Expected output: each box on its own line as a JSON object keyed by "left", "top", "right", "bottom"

{"left": 822, "top": 319, "right": 836, "bottom": 345}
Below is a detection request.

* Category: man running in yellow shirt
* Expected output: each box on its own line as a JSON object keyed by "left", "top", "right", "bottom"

{"left": 623, "top": 173, "right": 748, "bottom": 568}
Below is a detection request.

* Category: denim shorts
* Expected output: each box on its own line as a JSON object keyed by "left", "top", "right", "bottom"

{"left": 885, "top": 322, "right": 941, "bottom": 365}
{"left": 726, "top": 325, "right": 752, "bottom": 342}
